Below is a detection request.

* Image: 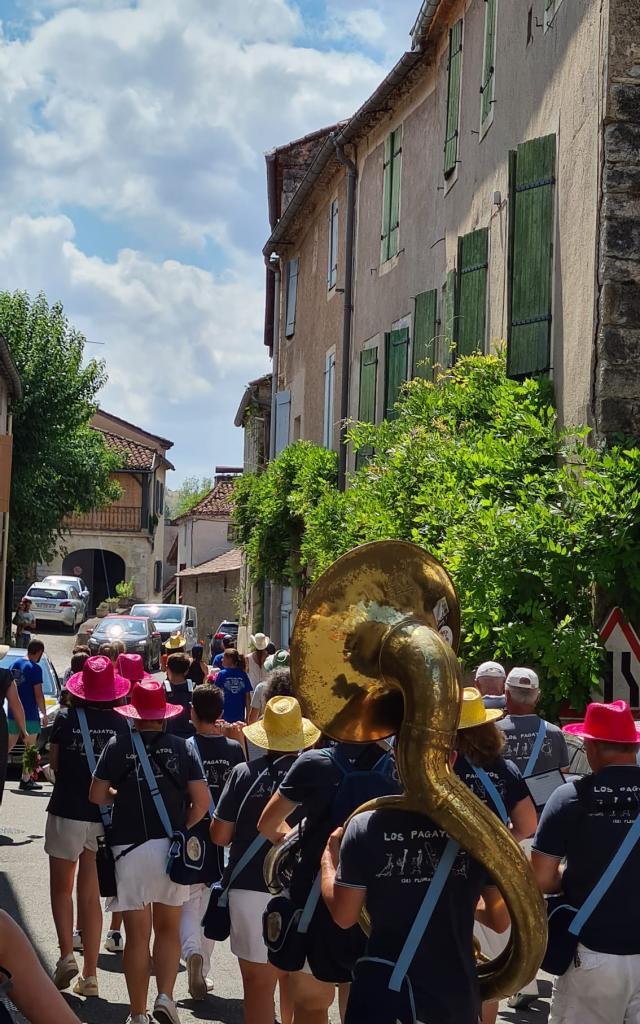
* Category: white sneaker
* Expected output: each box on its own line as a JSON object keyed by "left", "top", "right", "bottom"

{"left": 104, "top": 929, "right": 124, "bottom": 953}
{"left": 186, "top": 953, "right": 206, "bottom": 1001}
{"left": 153, "top": 993, "right": 180, "bottom": 1024}
{"left": 205, "top": 978, "right": 213, "bottom": 993}
{"left": 507, "top": 991, "right": 537, "bottom": 1009}
{"left": 126, "top": 1016, "right": 150, "bottom": 1024}
{"left": 72, "top": 929, "right": 83, "bottom": 953}
{"left": 52, "top": 953, "right": 79, "bottom": 991}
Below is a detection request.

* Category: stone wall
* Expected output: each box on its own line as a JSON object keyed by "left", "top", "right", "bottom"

{"left": 594, "top": 0, "right": 640, "bottom": 435}
{"left": 179, "top": 570, "right": 240, "bottom": 644}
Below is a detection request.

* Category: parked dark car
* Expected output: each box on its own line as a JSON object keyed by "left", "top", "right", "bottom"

{"left": 87, "top": 615, "right": 162, "bottom": 671}
{"left": 211, "top": 620, "right": 239, "bottom": 656}
{"left": 1, "top": 648, "right": 61, "bottom": 765}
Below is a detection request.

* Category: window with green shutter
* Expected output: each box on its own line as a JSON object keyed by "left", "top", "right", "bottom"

{"left": 480, "top": 0, "right": 497, "bottom": 127}
{"left": 412, "top": 290, "right": 438, "bottom": 380}
{"left": 457, "top": 229, "right": 488, "bottom": 356}
{"left": 439, "top": 269, "right": 457, "bottom": 368}
{"left": 285, "top": 257, "right": 299, "bottom": 338}
{"left": 508, "top": 134, "right": 556, "bottom": 378}
{"left": 545, "top": 0, "right": 565, "bottom": 28}
{"left": 381, "top": 127, "right": 403, "bottom": 263}
{"left": 356, "top": 347, "right": 378, "bottom": 468}
{"left": 444, "top": 20, "right": 463, "bottom": 178}
{"left": 384, "top": 327, "right": 410, "bottom": 420}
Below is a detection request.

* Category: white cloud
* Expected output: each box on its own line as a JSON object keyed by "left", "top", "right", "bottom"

{"left": 327, "top": 8, "right": 387, "bottom": 46}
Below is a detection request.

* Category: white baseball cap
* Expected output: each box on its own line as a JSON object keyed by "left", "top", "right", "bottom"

{"left": 506, "top": 667, "right": 539, "bottom": 691}
{"left": 475, "top": 661, "right": 506, "bottom": 680}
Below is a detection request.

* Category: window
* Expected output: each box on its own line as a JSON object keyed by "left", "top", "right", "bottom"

{"left": 457, "top": 228, "right": 489, "bottom": 356}
{"left": 381, "top": 127, "right": 403, "bottom": 263}
{"left": 384, "top": 328, "right": 410, "bottom": 421}
{"left": 439, "top": 270, "right": 457, "bottom": 367}
{"left": 274, "top": 390, "right": 291, "bottom": 454}
{"left": 328, "top": 199, "right": 339, "bottom": 289}
{"left": 154, "top": 479, "right": 164, "bottom": 516}
{"left": 227, "top": 523, "right": 236, "bottom": 542}
{"left": 412, "top": 291, "right": 438, "bottom": 381}
{"left": 444, "top": 20, "right": 463, "bottom": 177}
{"left": 323, "top": 350, "right": 336, "bottom": 449}
{"left": 285, "top": 258, "right": 299, "bottom": 337}
{"left": 480, "top": 0, "right": 497, "bottom": 129}
{"left": 508, "top": 134, "right": 556, "bottom": 378}
{"left": 356, "top": 346, "right": 378, "bottom": 468}
{"left": 154, "top": 559, "right": 162, "bottom": 593}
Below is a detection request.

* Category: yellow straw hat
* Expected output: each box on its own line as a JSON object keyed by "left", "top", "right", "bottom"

{"left": 458, "top": 687, "right": 503, "bottom": 730}
{"left": 165, "top": 634, "right": 186, "bottom": 650}
{"left": 243, "top": 696, "right": 320, "bottom": 753}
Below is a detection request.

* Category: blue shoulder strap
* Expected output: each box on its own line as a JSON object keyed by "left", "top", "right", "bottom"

{"left": 76, "top": 708, "right": 112, "bottom": 830}
{"left": 298, "top": 872, "right": 322, "bottom": 934}
{"left": 523, "top": 719, "right": 547, "bottom": 778}
{"left": 188, "top": 737, "right": 216, "bottom": 817}
{"left": 389, "top": 838, "right": 460, "bottom": 992}
{"left": 466, "top": 758, "right": 509, "bottom": 825}
{"left": 131, "top": 730, "right": 174, "bottom": 840}
{"left": 217, "top": 834, "right": 268, "bottom": 908}
{"left": 326, "top": 748, "right": 350, "bottom": 776}
{"left": 569, "top": 810, "right": 640, "bottom": 936}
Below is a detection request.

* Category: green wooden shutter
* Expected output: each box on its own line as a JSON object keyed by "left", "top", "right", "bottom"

{"left": 481, "top": 0, "right": 496, "bottom": 125}
{"left": 384, "top": 328, "right": 409, "bottom": 420}
{"left": 388, "top": 127, "right": 402, "bottom": 259}
{"left": 356, "top": 347, "right": 378, "bottom": 468}
{"left": 508, "top": 134, "right": 556, "bottom": 378}
{"left": 457, "top": 228, "right": 488, "bottom": 356}
{"left": 412, "top": 290, "right": 438, "bottom": 380}
{"left": 444, "top": 20, "right": 463, "bottom": 177}
{"left": 380, "top": 135, "right": 392, "bottom": 263}
{"left": 285, "top": 258, "right": 299, "bottom": 337}
{"left": 439, "top": 269, "right": 457, "bottom": 368}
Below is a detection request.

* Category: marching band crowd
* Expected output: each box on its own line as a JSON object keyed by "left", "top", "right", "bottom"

{"left": 1, "top": 635, "right": 640, "bottom": 1024}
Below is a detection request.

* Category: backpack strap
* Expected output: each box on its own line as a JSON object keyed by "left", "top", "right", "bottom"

{"left": 389, "top": 838, "right": 460, "bottom": 992}
{"left": 216, "top": 833, "right": 268, "bottom": 908}
{"left": 131, "top": 730, "right": 174, "bottom": 840}
{"left": 297, "top": 872, "right": 323, "bottom": 935}
{"left": 188, "top": 736, "right": 216, "bottom": 817}
{"left": 523, "top": 719, "right": 548, "bottom": 778}
{"left": 569, "top": 798, "right": 640, "bottom": 937}
{"left": 465, "top": 757, "right": 509, "bottom": 825}
{"left": 76, "top": 708, "right": 112, "bottom": 830}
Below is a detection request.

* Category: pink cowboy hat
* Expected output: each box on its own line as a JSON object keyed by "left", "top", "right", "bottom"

{"left": 563, "top": 700, "right": 640, "bottom": 744}
{"left": 116, "top": 653, "right": 154, "bottom": 685}
{"left": 115, "top": 679, "right": 183, "bottom": 721}
{"left": 66, "top": 656, "right": 131, "bottom": 702}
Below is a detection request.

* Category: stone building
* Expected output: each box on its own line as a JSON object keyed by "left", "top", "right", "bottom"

{"left": 0, "top": 337, "right": 21, "bottom": 632}
{"left": 173, "top": 469, "right": 240, "bottom": 602}
{"left": 42, "top": 410, "right": 174, "bottom": 610}
{"left": 175, "top": 547, "right": 242, "bottom": 642}
{"left": 258, "top": 0, "right": 640, "bottom": 631}
{"left": 263, "top": 0, "right": 639, "bottom": 473}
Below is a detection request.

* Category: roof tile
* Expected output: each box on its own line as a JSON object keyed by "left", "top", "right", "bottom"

{"left": 99, "top": 429, "right": 157, "bottom": 471}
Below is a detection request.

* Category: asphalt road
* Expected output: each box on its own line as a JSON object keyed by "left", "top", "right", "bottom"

{"left": 1, "top": 625, "right": 551, "bottom": 1024}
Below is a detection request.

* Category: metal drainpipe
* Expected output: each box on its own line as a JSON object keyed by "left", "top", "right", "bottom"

{"left": 264, "top": 256, "right": 281, "bottom": 634}
{"left": 334, "top": 141, "right": 357, "bottom": 492}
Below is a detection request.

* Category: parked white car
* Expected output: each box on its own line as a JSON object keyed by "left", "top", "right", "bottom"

{"left": 1, "top": 648, "right": 62, "bottom": 765}
{"left": 42, "top": 575, "right": 91, "bottom": 616}
{"left": 24, "top": 582, "right": 85, "bottom": 632}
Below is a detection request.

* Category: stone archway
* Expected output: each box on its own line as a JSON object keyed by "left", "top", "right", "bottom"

{"left": 62, "top": 549, "right": 126, "bottom": 613}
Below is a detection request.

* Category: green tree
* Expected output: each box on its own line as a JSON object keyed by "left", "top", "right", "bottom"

{"left": 234, "top": 356, "right": 640, "bottom": 714}
{"left": 170, "top": 476, "right": 213, "bottom": 519}
{"left": 0, "top": 291, "right": 119, "bottom": 571}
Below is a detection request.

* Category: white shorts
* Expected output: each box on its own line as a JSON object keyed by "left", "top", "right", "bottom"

{"left": 474, "top": 920, "right": 510, "bottom": 961}
{"left": 229, "top": 889, "right": 272, "bottom": 964}
{"left": 45, "top": 814, "right": 103, "bottom": 861}
{"left": 106, "top": 838, "right": 191, "bottom": 913}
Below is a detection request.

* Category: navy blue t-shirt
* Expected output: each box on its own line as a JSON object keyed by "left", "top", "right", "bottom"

{"left": 455, "top": 755, "right": 529, "bottom": 821}
{"left": 214, "top": 752, "right": 297, "bottom": 892}
{"left": 337, "top": 808, "right": 488, "bottom": 1024}
{"left": 214, "top": 668, "right": 252, "bottom": 723}
{"left": 534, "top": 765, "right": 640, "bottom": 955}
{"left": 165, "top": 681, "right": 194, "bottom": 739}
{"left": 190, "top": 732, "right": 245, "bottom": 811}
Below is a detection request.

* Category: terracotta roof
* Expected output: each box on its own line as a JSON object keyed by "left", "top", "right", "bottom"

{"left": 176, "top": 548, "right": 242, "bottom": 577}
{"left": 96, "top": 408, "right": 173, "bottom": 450}
{"left": 99, "top": 429, "right": 157, "bottom": 471}
{"left": 173, "top": 478, "right": 235, "bottom": 523}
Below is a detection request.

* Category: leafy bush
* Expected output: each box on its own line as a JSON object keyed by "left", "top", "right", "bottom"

{"left": 236, "top": 356, "right": 640, "bottom": 712}
{"left": 233, "top": 442, "right": 337, "bottom": 586}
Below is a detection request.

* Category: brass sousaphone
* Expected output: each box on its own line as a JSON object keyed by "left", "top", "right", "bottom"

{"left": 286, "top": 540, "right": 547, "bottom": 1001}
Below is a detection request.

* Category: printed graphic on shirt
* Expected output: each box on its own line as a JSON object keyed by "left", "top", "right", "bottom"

{"left": 373, "top": 827, "right": 469, "bottom": 882}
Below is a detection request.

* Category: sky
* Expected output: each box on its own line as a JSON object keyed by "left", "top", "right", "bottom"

{"left": 0, "top": 0, "right": 420, "bottom": 485}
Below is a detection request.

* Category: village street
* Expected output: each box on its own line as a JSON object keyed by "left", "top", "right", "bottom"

{"left": 0, "top": 628, "right": 551, "bottom": 1024}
